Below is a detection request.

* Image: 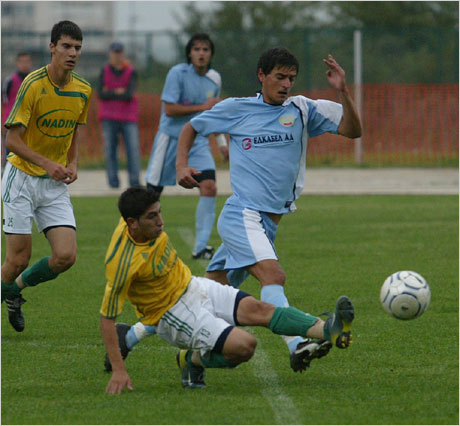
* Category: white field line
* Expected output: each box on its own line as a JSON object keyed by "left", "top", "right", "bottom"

{"left": 178, "top": 226, "right": 301, "bottom": 425}
{"left": 247, "top": 327, "right": 301, "bottom": 425}
{"left": 177, "top": 227, "right": 208, "bottom": 267}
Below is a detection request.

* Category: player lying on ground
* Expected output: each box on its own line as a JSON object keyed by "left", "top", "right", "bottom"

{"left": 100, "top": 186, "right": 354, "bottom": 393}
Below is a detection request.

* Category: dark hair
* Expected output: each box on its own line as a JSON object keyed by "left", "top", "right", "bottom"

{"left": 51, "top": 20, "right": 83, "bottom": 45}
{"left": 185, "top": 33, "right": 214, "bottom": 63}
{"left": 16, "top": 52, "right": 31, "bottom": 59}
{"left": 256, "top": 47, "right": 299, "bottom": 77}
{"left": 118, "top": 186, "right": 160, "bottom": 221}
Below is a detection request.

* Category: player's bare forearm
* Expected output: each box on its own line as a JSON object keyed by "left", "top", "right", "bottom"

{"left": 6, "top": 126, "right": 51, "bottom": 169}
{"left": 65, "top": 126, "right": 80, "bottom": 184}
{"left": 67, "top": 125, "right": 80, "bottom": 167}
{"left": 6, "top": 126, "right": 70, "bottom": 179}
{"left": 176, "top": 123, "right": 201, "bottom": 188}
{"left": 100, "top": 316, "right": 126, "bottom": 373}
{"left": 337, "top": 87, "right": 362, "bottom": 139}
{"left": 100, "top": 316, "right": 133, "bottom": 394}
{"left": 176, "top": 123, "right": 196, "bottom": 168}
{"left": 322, "top": 54, "right": 362, "bottom": 139}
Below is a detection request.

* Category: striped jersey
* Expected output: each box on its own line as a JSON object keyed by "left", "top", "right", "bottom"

{"left": 100, "top": 218, "right": 191, "bottom": 325}
{"left": 4, "top": 65, "right": 92, "bottom": 177}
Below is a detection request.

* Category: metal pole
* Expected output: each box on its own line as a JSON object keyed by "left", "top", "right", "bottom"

{"left": 353, "top": 29, "right": 363, "bottom": 164}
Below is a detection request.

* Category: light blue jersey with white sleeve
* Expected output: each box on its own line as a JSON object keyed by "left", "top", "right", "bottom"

{"left": 190, "top": 93, "right": 343, "bottom": 214}
{"left": 158, "top": 63, "right": 221, "bottom": 141}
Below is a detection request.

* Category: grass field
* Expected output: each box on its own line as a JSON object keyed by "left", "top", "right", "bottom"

{"left": 1, "top": 194, "right": 458, "bottom": 425}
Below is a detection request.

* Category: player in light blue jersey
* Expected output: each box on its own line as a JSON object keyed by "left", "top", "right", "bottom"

{"left": 145, "top": 33, "right": 228, "bottom": 260}
{"left": 177, "top": 47, "right": 361, "bottom": 373}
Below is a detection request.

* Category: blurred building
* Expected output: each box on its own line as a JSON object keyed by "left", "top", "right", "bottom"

{"left": 1, "top": 1, "right": 115, "bottom": 79}
{"left": 2, "top": 1, "right": 114, "bottom": 32}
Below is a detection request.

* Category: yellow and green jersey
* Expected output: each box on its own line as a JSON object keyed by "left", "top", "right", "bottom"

{"left": 4, "top": 65, "right": 92, "bottom": 176}
{"left": 100, "top": 218, "right": 192, "bottom": 325}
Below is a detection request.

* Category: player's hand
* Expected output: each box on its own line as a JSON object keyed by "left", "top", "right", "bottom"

{"left": 202, "top": 97, "right": 221, "bottom": 111}
{"left": 105, "top": 370, "right": 134, "bottom": 395}
{"left": 177, "top": 166, "right": 201, "bottom": 189}
{"left": 43, "top": 161, "right": 73, "bottom": 182}
{"left": 323, "top": 54, "right": 346, "bottom": 91}
{"left": 63, "top": 163, "right": 78, "bottom": 185}
{"left": 219, "top": 145, "right": 229, "bottom": 162}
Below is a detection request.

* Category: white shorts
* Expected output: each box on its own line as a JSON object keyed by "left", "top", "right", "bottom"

{"left": 156, "top": 276, "right": 248, "bottom": 355}
{"left": 2, "top": 162, "right": 76, "bottom": 234}
{"left": 145, "top": 132, "right": 215, "bottom": 187}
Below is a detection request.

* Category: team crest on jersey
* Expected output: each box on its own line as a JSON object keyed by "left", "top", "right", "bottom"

{"left": 242, "top": 138, "right": 252, "bottom": 150}
{"left": 36, "top": 109, "right": 77, "bottom": 138}
{"left": 279, "top": 114, "right": 295, "bottom": 127}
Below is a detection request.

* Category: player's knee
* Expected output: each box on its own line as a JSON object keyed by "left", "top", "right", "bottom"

{"left": 250, "top": 299, "right": 276, "bottom": 321}
{"left": 235, "top": 335, "right": 257, "bottom": 362}
{"left": 250, "top": 261, "right": 286, "bottom": 286}
{"left": 6, "top": 254, "right": 30, "bottom": 276}
{"left": 237, "top": 297, "right": 275, "bottom": 325}
{"left": 52, "top": 250, "right": 76, "bottom": 272}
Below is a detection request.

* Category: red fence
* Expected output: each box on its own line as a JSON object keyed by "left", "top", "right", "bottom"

{"left": 80, "top": 83, "right": 459, "bottom": 167}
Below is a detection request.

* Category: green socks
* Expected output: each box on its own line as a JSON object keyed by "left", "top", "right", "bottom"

{"left": 198, "top": 351, "right": 239, "bottom": 369}
{"left": 323, "top": 318, "right": 331, "bottom": 341}
{"left": 269, "top": 306, "right": 319, "bottom": 337}
{"left": 21, "top": 256, "right": 58, "bottom": 287}
{"left": 1, "top": 281, "right": 22, "bottom": 302}
{"left": 188, "top": 306, "right": 320, "bottom": 370}
{"left": 1, "top": 257, "right": 59, "bottom": 303}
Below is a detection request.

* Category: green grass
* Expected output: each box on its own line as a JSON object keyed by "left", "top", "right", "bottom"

{"left": 2, "top": 195, "right": 458, "bottom": 425}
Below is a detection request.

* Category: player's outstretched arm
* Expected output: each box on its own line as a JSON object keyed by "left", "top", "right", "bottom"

{"left": 100, "top": 316, "right": 133, "bottom": 394}
{"left": 323, "top": 54, "right": 362, "bottom": 139}
{"left": 176, "top": 122, "right": 201, "bottom": 188}
{"left": 6, "top": 125, "right": 73, "bottom": 181}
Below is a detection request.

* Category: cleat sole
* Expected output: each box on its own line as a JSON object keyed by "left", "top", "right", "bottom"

{"left": 330, "top": 296, "right": 354, "bottom": 349}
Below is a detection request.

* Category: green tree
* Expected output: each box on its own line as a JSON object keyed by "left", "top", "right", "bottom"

{"left": 176, "top": 2, "right": 329, "bottom": 95}
{"left": 325, "top": 1, "right": 459, "bottom": 29}
{"left": 324, "top": 2, "right": 459, "bottom": 83}
{"left": 176, "top": 1, "right": 458, "bottom": 94}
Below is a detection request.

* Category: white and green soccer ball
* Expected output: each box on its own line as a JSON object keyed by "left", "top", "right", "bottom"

{"left": 380, "top": 271, "right": 431, "bottom": 320}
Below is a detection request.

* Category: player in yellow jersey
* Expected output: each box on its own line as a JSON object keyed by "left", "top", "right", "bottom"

{"left": 1, "top": 21, "right": 92, "bottom": 332}
{"left": 101, "top": 186, "right": 355, "bottom": 393}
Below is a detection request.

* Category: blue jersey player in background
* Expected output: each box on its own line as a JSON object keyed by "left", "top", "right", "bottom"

{"left": 176, "top": 47, "right": 362, "bottom": 373}
{"left": 145, "top": 33, "right": 228, "bottom": 260}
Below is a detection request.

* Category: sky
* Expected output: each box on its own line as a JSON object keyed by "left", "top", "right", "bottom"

{"left": 114, "top": 1, "right": 217, "bottom": 32}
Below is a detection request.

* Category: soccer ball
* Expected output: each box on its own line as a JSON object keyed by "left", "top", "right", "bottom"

{"left": 380, "top": 271, "right": 431, "bottom": 320}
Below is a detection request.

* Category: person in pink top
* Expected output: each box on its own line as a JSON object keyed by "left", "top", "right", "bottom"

{"left": 97, "top": 42, "right": 140, "bottom": 188}
{"left": 1, "top": 52, "right": 32, "bottom": 169}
